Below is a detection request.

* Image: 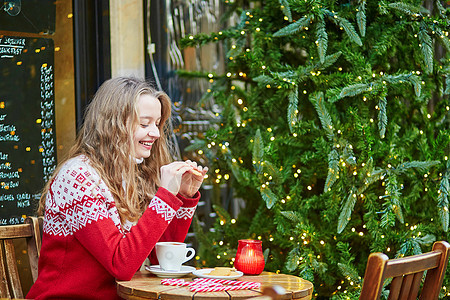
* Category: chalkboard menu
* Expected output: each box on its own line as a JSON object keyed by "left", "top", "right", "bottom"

{"left": 0, "top": 36, "right": 56, "bottom": 225}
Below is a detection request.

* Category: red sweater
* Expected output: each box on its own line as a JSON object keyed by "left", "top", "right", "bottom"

{"left": 27, "top": 156, "right": 199, "bottom": 300}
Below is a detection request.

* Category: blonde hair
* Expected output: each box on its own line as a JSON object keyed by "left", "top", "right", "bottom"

{"left": 38, "top": 77, "right": 173, "bottom": 222}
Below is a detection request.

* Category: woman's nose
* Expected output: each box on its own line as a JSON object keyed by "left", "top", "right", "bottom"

{"left": 148, "top": 125, "right": 160, "bottom": 138}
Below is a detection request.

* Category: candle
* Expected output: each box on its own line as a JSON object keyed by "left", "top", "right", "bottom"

{"left": 234, "top": 239, "right": 265, "bottom": 275}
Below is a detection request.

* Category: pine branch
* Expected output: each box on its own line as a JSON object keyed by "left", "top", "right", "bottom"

{"left": 280, "top": 211, "right": 302, "bottom": 223}
{"left": 236, "top": 10, "right": 249, "bottom": 30}
{"left": 337, "top": 190, "right": 358, "bottom": 234}
{"left": 279, "top": 0, "right": 292, "bottom": 22}
{"left": 434, "top": 28, "right": 450, "bottom": 52}
{"left": 253, "top": 129, "right": 264, "bottom": 171}
{"left": 337, "top": 262, "right": 360, "bottom": 284}
{"left": 388, "top": 2, "right": 425, "bottom": 16}
{"left": 380, "top": 202, "right": 397, "bottom": 228}
{"left": 287, "top": 89, "right": 299, "bottom": 133}
{"left": 273, "top": 15, "right": 313, "bottom": 37}
{"left": 324, "top": 149, "right": 339, "bottom": 192}
{"left": 343, "top": 144, "right": 357, "bottom": 166}
{"left": 310, "top": 92, "right": 334, "bottom": 140}
{"left": 316, "top": 16, "right": 328, "bottom": 64}
{"left": 213, "top": 204, "right": 231, "bottom": 222}
{"left": 253, "top": 75, "right": 277, "bottom": 86}
{"left": 437, "top": 162, "right": 450, "bottom": 231}
{"left": 228, "top": 161, "right": 246, "bottom": 184}
{"left": 263, "top": 160, "right": 283, "bottom": 185}
{"left": 418, "top": 27, "right": 434, "bottom": 74}
{"left": 356, "top": 0, "right": 366, "bottom": 37}
{"left": 286, "top": 247, "right": 301, "bottom": 272}
{"left": 339, "top": 83, "right": 371, "bottom": 98}
{"left": 386, "top": 174, "right": 404, "bottom": 224}
{"left": 359, "top": 168, "right": 385, "bottom": 195}
{"left": 385, "top": 73, "right": 421, "bottom": 97}
{"left": 314, "top": 51, "right": 342, "bottom": 70}
{"left": 436, "top": 0, "right": 446, "bottom": 18}
{"left": 398, "top": 238, "right": 422, "bottom": 257}
{"left": 378, "top": 96, "right": 387, "bottom": 139}
{"left": 260, "top": 186, "right": 278, "bottom": 209}
{"left": 328, "top": 14, "right": 362, "bottom": 46}
{"left": 446, "top": 75, "right": 450, "bottom": 95}
{"left": 394, "top": 160, "right": 440, "bottom": 174}
{"left": 407, "top": 74, "right": 422, "bottom": 97}
{"left": 226, "top": 38, "right": 246, "bottom": 60}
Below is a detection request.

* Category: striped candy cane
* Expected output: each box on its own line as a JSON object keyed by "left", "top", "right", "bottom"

{"left": 193, "top": 278, "right": 260, "bottom": 288}
{"left": 160, "top": 278, "right": 260, "bottom": 292}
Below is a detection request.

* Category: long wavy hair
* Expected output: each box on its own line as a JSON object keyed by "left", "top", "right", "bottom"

{"left": 37, "top": 77, "right": 173, "bottom": 222}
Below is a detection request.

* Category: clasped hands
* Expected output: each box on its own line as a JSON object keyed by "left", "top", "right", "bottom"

{"left": 160, "top": 160, "right": 208, "bottom": 198}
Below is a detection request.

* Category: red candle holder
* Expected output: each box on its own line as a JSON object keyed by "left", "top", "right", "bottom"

{"left": 234, "top": 239, "right": 265, "bottom": 275}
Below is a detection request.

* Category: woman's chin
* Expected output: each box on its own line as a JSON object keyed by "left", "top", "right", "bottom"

{"left": 136, "top": 150, "right": 151, "bottom": 159}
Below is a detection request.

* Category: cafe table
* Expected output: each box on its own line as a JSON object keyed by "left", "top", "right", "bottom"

{"left": 116, "top": 270, "right": 313, "bottom": 299}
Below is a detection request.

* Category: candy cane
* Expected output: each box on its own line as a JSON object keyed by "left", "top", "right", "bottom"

{"left": 191, "top": 284, "right": 257, "bottom": 292}
{"left": 160, "top": 279, "right": 189, "bottom": 286}
{"left": 193, "top": 278, "right": 261, "bottom": 288}
{"left": 160, "top": 278, "right": 260, "bottom": 292}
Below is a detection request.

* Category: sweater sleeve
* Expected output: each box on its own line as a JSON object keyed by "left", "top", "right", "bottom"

{"left": 49, "top": 161, "right": 184, "bottom": 281}
{"left": 149, "top": 192, "right": 200, "bottom": 265}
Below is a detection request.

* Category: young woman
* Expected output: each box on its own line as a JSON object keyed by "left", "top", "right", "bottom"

{"left": 27, "top": 77, "right": 208, "bottom": 299}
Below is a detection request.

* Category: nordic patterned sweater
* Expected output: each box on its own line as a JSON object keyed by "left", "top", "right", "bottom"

{"left": 26, "top": 155, "right": 199, "bottom": 300}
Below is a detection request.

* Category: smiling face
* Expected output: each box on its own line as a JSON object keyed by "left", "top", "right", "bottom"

{"left": 133, "top": 93, "right": 162, "bottom": 159}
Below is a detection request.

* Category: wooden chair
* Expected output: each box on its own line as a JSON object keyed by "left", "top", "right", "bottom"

{"left": 0, "top": 216, "right": 43, "bottom": 299}
{"left": 359, "top": 241, "right": 450, "bottom": 300}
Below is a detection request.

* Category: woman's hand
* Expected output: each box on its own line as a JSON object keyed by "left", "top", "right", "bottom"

{"left": 160, "top": 162, "right": 194, "bottom": 196}
{"left": 179, "top": 160, "right": 208, "bottom": 198}
{"left": 160, "top": 161, "right": 208, "bottom": 197}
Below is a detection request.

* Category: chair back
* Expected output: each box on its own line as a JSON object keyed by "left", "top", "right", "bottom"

{"left": 359, "top": 241, "right": 450, "bottom": 300}
{"left": 0, "top": 216, "right": 43, "bottom": 299}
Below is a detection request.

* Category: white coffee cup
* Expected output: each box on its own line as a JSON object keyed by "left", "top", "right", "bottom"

{"left": 155, "top": 242, "right": 196, "bottom": 271}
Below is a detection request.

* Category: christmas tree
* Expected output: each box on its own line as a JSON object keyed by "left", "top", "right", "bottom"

{"left": 178, "top": 0, "right": 450, "bottom": 298}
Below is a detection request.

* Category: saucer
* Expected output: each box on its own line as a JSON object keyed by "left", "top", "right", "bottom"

{"left": 192, "top": 268, "right": 244, "bottom": 280}
{"left": 145, "top": 265, "right": 196, "bottom": 278}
